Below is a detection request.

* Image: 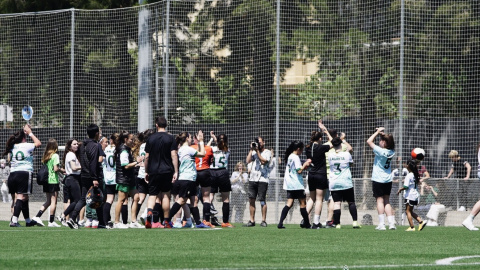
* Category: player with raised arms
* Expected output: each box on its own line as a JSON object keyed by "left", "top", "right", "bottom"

{"left": 366, "top": 127, "right": 396, "bottom": 230}
{"left": 277, "top": 141, "right": 311, "bottom": 229}
{"left": 4, "top": 124, "right": 42, "bottom": 227}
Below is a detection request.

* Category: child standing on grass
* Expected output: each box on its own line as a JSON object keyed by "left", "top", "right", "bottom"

{"left": 397, "top": 159, "right": 427, "bottom": 231}
{"left": 277, "top": 141, "right": 311, "bottom": 229}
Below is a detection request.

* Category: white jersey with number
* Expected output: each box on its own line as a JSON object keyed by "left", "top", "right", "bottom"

{"left": 210, "top": 146, "right": 230, "bottom": 169}
{"left": 328, "top": 151, "right": 353, "bottom": 191}
{"left": 178, "top": 145, "right": 197, "bottom": 181}
{"left": 371, "top": 145, "right": 395, "bottom": 183}
{"left": 10, "top": 143, "right": 35, "bottom": 172}
{"left": 137, "top": 143, "right": 146, "bottom": 179}
{"left": 403, "top": 172, "right": 419, "bottom": 202}
{"left": 283, "top": 153, "right": 304, "bottom": 190}
{"left": 103, "top": 145, "right": 116, "bottom": 185}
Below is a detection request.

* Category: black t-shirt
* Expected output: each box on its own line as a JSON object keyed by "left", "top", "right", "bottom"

{"left": 451, "top": 159, "right": 468, "bottom": 178}
{"left": 145, "top": 132, "right": 177, "bottom": 175}
{"left": 305, "top": 143, "right": 331, "bottom": 175}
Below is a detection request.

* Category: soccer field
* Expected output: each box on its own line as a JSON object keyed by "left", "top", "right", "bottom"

{"left": 1, "top": 222, "right": 479, "bottom": 270}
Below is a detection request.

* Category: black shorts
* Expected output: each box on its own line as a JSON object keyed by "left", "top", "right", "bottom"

{"left": 43, "top": 183, "right": 60, "bottom": 193}
{"left": 148, "top": 173, "right": 173, "bottom": 195}
{"left": 196, "top": 169, "right": 211, "bottom": 188}
{"left": 404, "top": 199, "right": 418, "bottom": 206}
{"left": 136, "top": 177, "right": 148, "bottom": 194}
{"left": 210, "top": 169, "right": 231, "bottom": 193}
{"left": 331, "top": 188, "right": 355, "bottom": 202}
{"left": 248, "top": 182, "right": 268, "bottom": 201}
{"left": 287, "top": 190, "right": 306, "bottom": 199}
{"left": 372, "top": 181, "right": 393, "bottom": 198}
{"left": 308, "top": 173, "right": 328, "bottom": 191}
{"left": 173, "top": 180, "right": 197, "bottom": 199}
{"left": 7, "top": 171, "right": 33, "bottom": 195}
{"left": 171, "top": 180, "right": 181, "bottom": 195}
{"left": 105, "top": 184, "right": 117, "bottom": 195}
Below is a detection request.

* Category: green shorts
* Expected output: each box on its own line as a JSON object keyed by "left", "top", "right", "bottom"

{"left": 116, "top": 183, "right": 136, "bottom": 193}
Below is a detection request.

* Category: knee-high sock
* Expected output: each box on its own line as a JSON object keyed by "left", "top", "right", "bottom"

{"left": 153, "top": 203, "right": 162, "bottom": 223}
{"left": 222, "top": 202, "right": 230, "bottom": 223}
{"left": 168, "top": 203, "right": 182, "bottom": 222}
{"left": 300, "top": 208, "right": 310, "bottom": 227}
{"left": 203, "top": 202, "right": 211, "bottom": 222}
{"left": 121, "top": 204, "right": 128, "bottom": 224}
{"left": 13, "top": 199, "right": 24, "bottom": 219}
{"left": 333, "top": 209, "right": 341, "bottom": 225}
{"left": 103, "top": 202, "right": 112, "bottom": 223}
{"left": 348, "top": 202, "right": 358, "bottom": 221}
{"left": 278, "top": 205, "right": 291, "bottom": 226}
{"left": 96, "top": 203, "right": 105, "bottom": 225}
{"left": 22, "top": 200, "right": 30, "bottom": 221}
{"left": 191, "top": 206, "right": 201, "bottom": 225}
{"left": 136, "top": 203, "right": 142, "bottom": 217}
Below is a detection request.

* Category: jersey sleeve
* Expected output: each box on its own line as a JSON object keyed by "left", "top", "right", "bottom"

{"left": 52, "top": 153, "right": 60, "bottom": 165}
{"left": 189, "top": 147, "right": 198, "bottom": 157}
{"left": 120, "top": 150, "right": 129, "bottom": 166}
{"left": 403, "top": 174, "right": 410, "bottom": 188}
{"left": 373, "top": 145, "right": 383, "bottom": 156}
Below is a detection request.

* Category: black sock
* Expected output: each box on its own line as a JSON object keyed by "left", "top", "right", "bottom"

{"left": 222, "top": 202, "right": 230, "bottom": 223}
{"left": 348, "top": 202, "right": 358, "bottom": 221}
{"left": 103, "top": 202, "right": 112, "bottom": 223}
{"left": 279, "top": 205, "right": 291, "bottom": 226}
{"left": 192, "top": 206, "right": 201, "bottom": 225}
{"left": 36, "top": 210, "right": 44, "bottom": 217}
{"left": 333, "top": 209, "right": 341, "bottom": 225}
{"left": 203, "top": 202, "right": 211, "bottom": 222}
{"left": 136, "top": 203, "right": 142, "bottom": 217}
{"left": 13, "top": 199, "right": 23, "bottom": 219}
{"left": 168, "top": 203, "right": 182, "bottom": 222}
{"left": 121, "top": 204, "right": 128, "bottom": 224}
{"left": 22, "top": 200, "right": 30, "bottom": 220}
{"left": 153, "top": 203, "right": 162, "bottom": 223}
{"left": 300, "top": 208, "right": 310, "bottom": 227}
{"left": 97, "top": 203, "right": 105, "bottom": 226}
{"left": 50, "top": 215, "right": 54, "bottom": 223}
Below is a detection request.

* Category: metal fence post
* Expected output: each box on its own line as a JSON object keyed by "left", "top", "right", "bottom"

{"left": 70, "top": 8, "right": 75, "bottom": 138}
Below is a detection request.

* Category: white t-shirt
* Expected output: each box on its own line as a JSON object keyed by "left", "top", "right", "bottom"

{"left": 210, "top": 146, "right": 230, "bottom": 169}
{"left": 283, "top": 153, "right": 305, "bottom": 190}
{"left": 178, "top": 145, "right": 197, "bottom": 181}
{"left": 10, "top": 143, "right": 35, "bottom": 172}
{"left": 230, "top": 171, "right": 248, "bottom": 193}
{"left": 403, "top": 172, "right": 419, "bottom": 202}
{"left": 249, "top": 149, "right": 272, "bottom": 183}
{"left": 137, "top": 143, "right": 146, "bottom": 179}
{"left": 371, "top": 145, "right": 395, "bottom": 183}
{"left": 103, "top": 145, "right": 116, "bottom": 185}
{"left": 65, "top": 152, "right": 80, "bottom": 176}
{"left": 328, "top": 151, "right": 353, "bottom": 191}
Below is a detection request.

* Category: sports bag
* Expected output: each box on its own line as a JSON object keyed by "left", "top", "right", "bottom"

{"left": 36, "top": 164, "right": 49, "bottom": 185}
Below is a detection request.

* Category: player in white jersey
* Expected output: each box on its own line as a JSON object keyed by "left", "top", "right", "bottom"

{"left": 4, "top": 125, "right": 42, "bottom": 227}
{"left": 102, "top": 134, "right": 117, "bottom": 228}
{"left": 167, "top": 131, "right": 205, "bottom": 228}
{"left": 209, "top": 133, "right": 234, "bottom": 228}
{"left": 397, "top": 159, "right": 427, "bottom": 231}
{"left": 277, "top": 141, "right": 311, "bottom": 229}
{"left": 328, "top": 137, "right": 359, "bottom": 229}
{"left": 366, "top": 127, "right": 396, "bottom": 230}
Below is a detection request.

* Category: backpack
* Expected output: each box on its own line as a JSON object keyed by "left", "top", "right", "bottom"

{"left": 36, "top": 164, "right": 49, "bottom": 185}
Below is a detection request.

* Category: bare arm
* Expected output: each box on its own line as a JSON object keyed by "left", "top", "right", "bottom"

{"left": 256, "top": 150, "right": 269, "bottom": 165}
{"left": 246, "top": 150, "right": 253, "bottom": 164}
{"left": 465, "top": 162, "right": 471, "bottom": 180}
{"left": 444, "top": 167, "right": 454, "bottom": 179}
{"left": 318, "top": 120, "right": 332, "bottom": 141}
{"left": 297, "top": 159, "right": 312, "bottom": 174}
{"left": 207, "top": 131, "right": 216, "bottom": 147}
{"left": 171, "top": 150, "right": 178, "bottom": 182}
{"left": 367, "top": 127, "right": 385, "bottom": 149}
{"left": 69, "top": 160, "right": 81, "bottom": 172}
{"left": 195, "top": 130, "right": 206, "bottom": 157}
{"left": 23, "top": 125, "right": 41, "bottom": 147}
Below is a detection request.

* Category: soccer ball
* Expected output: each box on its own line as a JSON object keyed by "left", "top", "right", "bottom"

{"left": 411, "top": 148, "right": 425, "bottom": 160}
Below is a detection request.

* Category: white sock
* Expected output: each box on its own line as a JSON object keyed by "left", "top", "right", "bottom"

{"left": 468, "top": 214, "right": 475, "bottom": 222}
{"left": 12, "top": 216, "right": 18, "bottom": 223}
{"left": 387, "top": 215, "right": 395, "bottom": 225}
{"left": 378, "top": 214, "right": 385, "bottom": 225}
{"left": 314, "top": 215, "right": 320, "bottom": 224}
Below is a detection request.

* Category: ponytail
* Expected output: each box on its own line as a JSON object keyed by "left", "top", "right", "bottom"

{"left": 306, "top": 131, "right": 322, "bottom": 149}
{"left": 284, "top": 140, "right": 304, "bottom": 162}
{"left": 115, "top": 130, "right": 130, "bottom": 158}
{"left": 176, "top": 132, "right": 190, "bottom": 146}
{"left": 3, "top": 130, "right": 26, "bottom": 157}
{"left": 407, "top": 159, "right": 420, "bottom": 187}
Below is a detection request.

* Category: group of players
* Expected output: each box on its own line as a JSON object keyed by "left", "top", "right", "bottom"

{"left": 5, "top": 116, "right": 480, "bottom": 231}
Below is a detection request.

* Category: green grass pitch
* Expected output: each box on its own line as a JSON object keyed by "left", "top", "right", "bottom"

{"left": 1, "top": 221, "right": 480, "bottom": 269}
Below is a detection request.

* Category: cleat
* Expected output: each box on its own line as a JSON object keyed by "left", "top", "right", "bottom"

{"left": 202, "top": 220, "right": 215, "bottom": 228}
{"left": 335, "top": 224, "right": 341, "bottom": 229}
{"left": 325, "top": 221, "right": 335, "bottom": 229}
{"left": 260, "top": 221, "right": 267, "bottom": 227}
{"left": 300, "top": 219, "right": 305, "bottom": 228}
{"left": 48, "top": 222, "right": 61, "bottom": 228}
{"left": 405, "top": 227, "right": 416, "bottom": 231}
{"left": 210, "top": 205, "right": 218, "bottom": 215}
{"left": 172, "top": 222, "right": 183, "bottom": 229}
{"left": 352, "top": 221, "right": 361, "bottom": 229}
{"left": 32, "top": 217, "right": 45, "bottom": 227}
{"left": 67, "top": 219, "right": 78, "bottom": 229}
{"left": 152, "top": 222, "right": 164, "bottom": 229}
{"left": 389, "top": 224, "right": 396, "bottom": 230}
{"left": 221, "top": 222, "right": 234, "bottom": 228}
{"left": 26, "top": 220, "right": 38, "bottom": 227}
{"left": 196, "top": 223, "right": 209, "bottom": 228}
{"left": 129, "top": 222, "right": 143, "bottom": 229}
{"left": 60, "top": 217, "right": 68, "bottom": 227}
{"left": 418, "top": 220, "right": 427, "bottom": 231}
{"left": 77, "top": 220, "right": 85, "bottom": 228}
{"left": 375, "top": 224, "right": 386, "bottom": 231}
{"left": 210, "top": 216, "right": 221, "bottom": 226}
{"left": 106, "top": 221, "right": 114, "bottom": 229}
{"left": 140, "top": 216, "right": 146, "bottom": 225}
{"left": 462, "top": 219, "right": 479, "bottom": 231}
{"left": 91, "top": 220, "right": 99, "bottom": 229}
{"left": 243, "top": 220, "right": 255, "bottom": 227}
{"left": 85, "top": 220, "right": 92, "bottom": 228}
{"left": 9, "top": 222, "right": 21, "bottom": 227}
{"left": 163, "top": 221, "right": 172, "bottom": 228}
{"left": 277, "top": 224, "right": 286, "bottom": 229}
{"left": 311, "top": 223, "right": 323, "bottom": 229}
{"left": 113, "top": 223, "right": 129, "bottom": 229}
{"left": 145, "top": 213, "right": 153, "bottom": 229}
